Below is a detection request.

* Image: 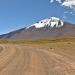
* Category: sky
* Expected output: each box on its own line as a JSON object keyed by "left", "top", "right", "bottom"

{"left": 0, "top": 0, "right": 75, "bottom": 34}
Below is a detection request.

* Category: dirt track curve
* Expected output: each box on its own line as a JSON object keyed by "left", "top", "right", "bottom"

{"left": 0, "top": 44, "right": 75, "bottom": 75}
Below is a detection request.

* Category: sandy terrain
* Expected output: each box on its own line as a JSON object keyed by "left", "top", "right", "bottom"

{"left": 0, "top": 42, "right": 75, "bottom": 75}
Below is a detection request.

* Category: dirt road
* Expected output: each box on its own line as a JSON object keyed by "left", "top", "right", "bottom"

{"left": 0, "top": 44, "right": 75, "bottom": 75}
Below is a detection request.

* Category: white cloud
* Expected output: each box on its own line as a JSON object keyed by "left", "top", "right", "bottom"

{"left": 50, "top": 0, "right": 54, "bottom": 3}
{"left": 64, "top": 11, "right": 75, "bottom": 15}
{"left": 62, "top": 0, "right": 75, "bottom": 10}
{"left": 70, "top": 11, "right": 74, "bottom": 15}
{"left": 64, "top": 11, "right": 68, "bottom": 14}
{"left": 50, "top": 0, "right": 75, "bottom": 10}
{"left": 50, "top": 0, "right": 62, "bottom": 3}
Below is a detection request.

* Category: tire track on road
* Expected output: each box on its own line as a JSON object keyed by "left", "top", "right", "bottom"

{"left": 0, "top": 45, "right": 75, "bottom": 75}
{"left": 35, "top": 48, "right": 75, "bottom": 75}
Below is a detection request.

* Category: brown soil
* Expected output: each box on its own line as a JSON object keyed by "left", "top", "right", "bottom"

{"left": 0, "top": 42, "right": 75, "bottom": 75}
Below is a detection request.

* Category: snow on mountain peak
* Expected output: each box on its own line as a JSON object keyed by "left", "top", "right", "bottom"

{"left": 28, "top": 17, "right": 64, "bottom": 29}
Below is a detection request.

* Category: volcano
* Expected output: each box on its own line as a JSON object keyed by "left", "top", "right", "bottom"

{"left": 0, "top": 17, "right": 75, "bottom": 40}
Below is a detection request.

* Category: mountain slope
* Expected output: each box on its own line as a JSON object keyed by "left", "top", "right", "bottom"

{"left": 0, "top": 17, "right": 75, "bottom": 40}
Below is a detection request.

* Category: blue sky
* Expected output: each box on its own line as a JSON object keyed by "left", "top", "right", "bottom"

{"left": 0, "top": 0, "right": 75, "bottom": 34}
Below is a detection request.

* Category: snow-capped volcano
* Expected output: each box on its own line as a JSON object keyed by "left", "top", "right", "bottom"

{"left": 0, "top": 17, "right": 75, "bottom": 40}
{"left": 29, "top": 17, "right": 64, "bottom": 28}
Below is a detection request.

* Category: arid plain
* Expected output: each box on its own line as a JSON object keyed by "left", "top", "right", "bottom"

{"left": 0, "top": 39, "right": 75, "bottom": 75}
